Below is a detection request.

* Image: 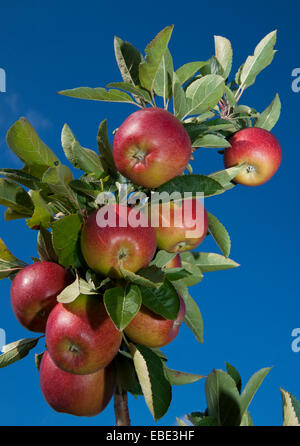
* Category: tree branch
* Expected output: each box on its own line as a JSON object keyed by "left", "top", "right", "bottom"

{"left": 114, "top": 387, "right": 131, "bottom": 426}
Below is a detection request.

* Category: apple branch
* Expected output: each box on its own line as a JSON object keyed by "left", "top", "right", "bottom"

{"left": 114, "top": 387, "right": 131, "bottom": 426}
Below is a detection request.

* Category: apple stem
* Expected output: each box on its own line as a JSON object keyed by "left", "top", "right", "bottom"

{"left": 114, "top": 387, "right": 131, "bottom": 426}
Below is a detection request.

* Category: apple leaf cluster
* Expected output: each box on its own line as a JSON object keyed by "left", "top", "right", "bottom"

{"left": 177, "top": 365, "right": 300, "bottom": 427}
{"left": 0, "top": 26, "right": 283, "bottom": 424}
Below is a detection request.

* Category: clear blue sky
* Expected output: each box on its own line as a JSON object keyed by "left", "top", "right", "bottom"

{"left": 0, "top": 0, "right": 299, "bottom": 427}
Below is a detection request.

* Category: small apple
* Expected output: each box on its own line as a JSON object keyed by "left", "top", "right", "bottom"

{"left": 151, "top": 198, "right": 208, "bottom": 253}
{"left": 39, "top": 351, "right": 115, "bottom": 417}
{"left": 46, "top": 294, "right": 122, "bottom": 375}
{"left": 224, "top": 127, "right": 282, "bottom": 186}
{"left": 10, "top": 261, "right": 72, "bottom": 333}
{"left": 165, "top": 254, "right": 182, "bottom": 269}
{"left": 124, "top": 295, "right": 186, "bottom": 348}
{"left": 81, "top": 204, "right": 157, "bottom": 278}
{"left": 113, "top": 108, "right": 192, "bottom": 188}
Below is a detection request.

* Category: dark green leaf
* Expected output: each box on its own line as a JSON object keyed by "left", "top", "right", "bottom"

{"left": 106, "top": 82, "right": 152, "bottom": 104}
{"left": 37, "top": 227, "right": 58, "bottom": 262}
{"left": 192, "top": 134, "right": 231, "bottom": 148}
{"left": 157, "top": 174, "right": 224, "bottom": 198}
{"left": 114, "top": 36, "right": 143, "bottom": 87}
{"left": 240, "top": 367, "right": 271, "bottom": 416}
{"left": 225, "top": 363, "right": 242, "bottom": 393}
{"left": 116, "top": 353, "right": 143, "bottom": 395}
{"left": 140, "top": 280, "right": 180, "bottom": 320}
{"left": 0, "top": 168, "right": 43, "bottom": 190}
{"left": 97, "top": 120, "right": 118, "bottom": 176}
{"left": 26, "top": 190, "right": 52, "bottom": 229}
{"left": 0, "top": 179, "right": 33, "bottom": 216}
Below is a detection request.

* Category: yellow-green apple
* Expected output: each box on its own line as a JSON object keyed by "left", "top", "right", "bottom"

{"left": 10, "top": 261, "right": 72, "bottom": 333}
{"left": 81, "top": 204, "right": 157, "bottom": 278}
{"left": 224, "top": 127, "right": 282, "bottom": 186}
{"left": 151, "top": 198, "right": 208, "bottom": 253}
{"left": 124, "top": 295, "right": 186, "bottom": 348}
{"left": 45, "top": 294, "right": 122, "bottom": 375}
{"left": 39, "top": 351, "right": 115, "bottom": 417}
{"left": 113, "top": 108, "right": 192, "bottom": 188}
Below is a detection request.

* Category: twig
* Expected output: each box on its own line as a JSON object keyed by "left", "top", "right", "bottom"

{"left": 114, "top": 387, "right": 131, "bottom": 426}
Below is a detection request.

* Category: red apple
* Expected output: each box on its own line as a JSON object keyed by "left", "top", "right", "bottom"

{"left": 81, "top": 204, "right": 157, "bottom": 278}
{"left": 151, "top": 198, "right": 208, "bottom": 253}
{"left": 113, "top": 108, "right": 192, "bottom": 188}
{"left": 39, "top": 351, "right": 115, "bottom": 417}
{"left": 224, "top": 127, "right": 282, "bottom": 186}
{"left": 165, "top": 254, "right": 182, "bottom": 269}
{"left": 124, "top": 295, "right": 186, "bottom": 348}
{"left": 46, "top": 294, "right": 122, "bottom": 375}
{"left": 10, "top": 261, "right": 72, "bottom": 333}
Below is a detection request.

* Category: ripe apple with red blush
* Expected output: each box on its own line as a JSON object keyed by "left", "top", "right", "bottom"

{"left": 10, "top": 261, "right": 73, "bottom": 332}
{"left": 113, "top": 108, "right": 192, "bottom": 188}
{"left": 224, "top": 127, "right": 282, "bottom": 186}
{"left": 81, "top": 204, "right": 157, "bottom": 278}
{"left": 151, "top": 198, "right": 208, "bottom": 253}
{"left": 39, "top": 351, "right": 116, "bottom": 417}
{"left": 45, "top": 294, "right": 122, "bottom": 375}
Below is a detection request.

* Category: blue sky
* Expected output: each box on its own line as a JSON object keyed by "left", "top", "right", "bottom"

{"left": 0, "top": 0, "right": 299, "bottom": 426}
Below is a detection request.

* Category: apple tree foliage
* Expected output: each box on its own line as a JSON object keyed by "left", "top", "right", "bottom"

{"left": 0, "top": 26, "right": 289, "bottom": 424}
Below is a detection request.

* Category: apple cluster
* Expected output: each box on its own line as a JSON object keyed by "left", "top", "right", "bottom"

{"left": 8, "top": 104, "right": 282, "bottom": 418}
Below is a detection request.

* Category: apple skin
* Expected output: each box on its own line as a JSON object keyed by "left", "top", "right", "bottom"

{"left": 165, "top": 254, "right": 182, "bottom": 269}
{"left": 151, "top": 198, "right": 208, "bottom": 253}
{"left": 124, "top": 295, "right": 186, "bottom": 348}
{"left": 10, "top": 262, "right": 73, "bottom": 333}
{"left": 113, "top": 108, "right": 192, "bottom": 188}
{"left": 81, "top": 205, "right": 157, "bottom": 278}
{"left": 45, "top": 294, "right": 122, "bottom": 375}
{"left": 224, "top": 127, "right": 282, "bottom": 186}
{"left": 39, "top": 351, "right": 116, "bottom": 417}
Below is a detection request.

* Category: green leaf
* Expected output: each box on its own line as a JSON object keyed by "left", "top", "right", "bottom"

{"left": 6, "top": 118, "right": 59, "bottom": 178}
{"left": 209, "top": 165, "right": 244, "bottom": 189}
{"left": 255, "top": 93, "right": 281, "bottom": 131}
{"left": 116, "top": 354, "right": 143, "bottom": 395}
{"left": 240, "top": 367, "right": 271, "bottom": 416}
{"left": 57, "top": 277, "right": 97, "bottom": 304}
{"left": 104, "top": 285, "right": 142, "bottom": 330}
{"left": 37, "top": 227, "right": 58, "bottom": 262}
{"left": 0, "top": 179, "right": 33, "bottom": 216}
{"left": 139, "top": 25, "right": 174, "bottom": 91}
{"left": 97, "top": 120, "right": 118, "bottom": 176}
{"left": 238, "top": 30, "right": 277, "bottom": 89}
{"left": 281, "top": 388, "right": 300, "bottom": 426}
{"left": 0, "top": 337, "right": 40, "bottom": 368}
{"left": 114, "top": 36, "right": 142, "bottom": 87}
{"left": 58, "top": 86, "right": 136, "bottom": 105}
{"left": 192, "top": 134, "right": 231, "bottom": 148}
{"left": 26, "top": 190, "right": 52, "bottom": 229}
{"left": 164, "top": 366, "right": 204, "bottom": 385}
{"left": 205, "top": 369, "right": 242, "bottom": 426}
{"left": 157, "top": 174, "right": 224, "bottom": 198}
{"left": 120, "top": 266, "right": 161, "bottom": 289}
{"left": 176, "top": 61, "right": 207, "bottom": 85}
{"left": 0, "top": 238, "right": 25, "bottom": 280}
{"left": 225, "top": 363, "right": 242, "bottom": 393}
{"left": 214, "top": 36, "right": 233, "bottom": 80}
{"left": 172, "top": 73, "right": 188, "bottom": 120}
{"left": 172, "top": 281, "right": 203, "bottom": 343}
{"left": 0, "top": 168, "right": 43, "bottom": 190}
{"left": 224, "top": 86, "right": 237, "bottom": 107}
{"left": 34, "top": 351, "right": 44, "bottom": 371}
{"left": 200, "top": 56, "right": 223, "bottom": 76}
{"left": 186, "top": 412, "right": 219, "bottom": 426}
{"left": 140, "top": 280, "right": 180, "bottom": 320}
{"left": 207, "top": 212, "right": 231, "bottom": 257}
{"left": 150, "top": 250, "right": 176, "bottom": 268}
{"left": 184, "top": 74, "right": 225, "bottom": 118}
{"left": 181, "top": 252, "right": 239, "bottom": 272}
{"left": 106, "top": 82, "right": 152, "bottom": 104}
{"left": 42, "top": 163, "right": 74, "bottom": 202}
{"left": 51, "top": 214, "right": 82, "bottom": 268}
{"left": 129, "top": 343, "right": 172, "bottom": 421}
{"left": 153, "top": 48, "right": 174, "bottom": 100}
{"left": 61, "top": 124, "right": 103, "bottom": 174}
{"left": 240, "top": 411, "right": 254, "bottom": 426}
